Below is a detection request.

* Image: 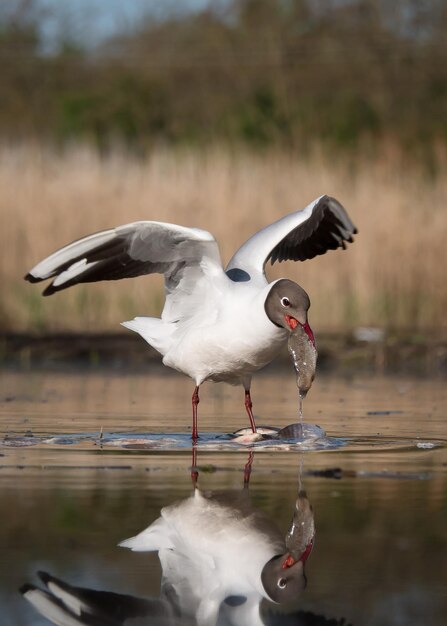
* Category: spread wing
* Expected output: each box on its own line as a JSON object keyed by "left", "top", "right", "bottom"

{"left": 225, "top": 195, "right": 357, "bottom": 282}
{"left": 21, "top": 571, "right": 166, "bottom": 626}
{"left": 25, "top": 221, "right": 224, "bottom": 297}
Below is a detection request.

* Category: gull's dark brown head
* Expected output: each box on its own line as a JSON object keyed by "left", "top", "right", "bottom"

{"left": 261, "top": 552, "right": 307, "bottom": 603}
{"left": 264, "top": 279, "right": 314, "bottom": 344}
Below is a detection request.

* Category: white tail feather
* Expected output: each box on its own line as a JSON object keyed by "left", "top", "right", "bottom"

{"left": 119, "top": 518, "right": 173, "bottom": 552}
{"left": 121, "top": 317, "right": 175, "bottom": 356}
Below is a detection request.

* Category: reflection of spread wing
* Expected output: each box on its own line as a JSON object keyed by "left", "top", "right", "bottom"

{"left": 226, "top": 195, "right": 357, "bottom": 281}
{"left": 261, "top": 606, "right": 353, "bottom": 626}
{"left": 20, "top": 571, "right": 166, "bottom": 626}
{"left": 25, "top": 221, "right": 224, "bottom": 303}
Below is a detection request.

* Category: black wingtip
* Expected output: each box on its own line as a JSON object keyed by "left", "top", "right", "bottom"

{"left": 37, "top": 571, "right": 52, "bottom": 585}
{"left": 326, "top": 195, "right": 358, "bottom": 238}
{"left": 323, "top": 194, "right": 339, "bottom": 207}
{"left": 42, "top": 284, "right": 57, "bottom": 297}
{"left": 24, "top": 273, "right": 41, "bottom": 283}
{"left": 19, "top": 583, "right": 36, "bottom": 595}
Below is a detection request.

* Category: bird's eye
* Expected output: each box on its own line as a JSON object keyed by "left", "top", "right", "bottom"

{"left": 277, "top": 578, "right": 287, "bottom": 589}
{"left": 281, "top": 297, "right": 290, "bottom": 308}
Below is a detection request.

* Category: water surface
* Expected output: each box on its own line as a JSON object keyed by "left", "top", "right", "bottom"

{"left": 1, "top": 367, "right": 446, "bottom": 625}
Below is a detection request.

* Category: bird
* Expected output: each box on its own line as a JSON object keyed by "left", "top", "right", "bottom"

{"left": 20, "top": 570, "right": 351, "bottom": 626}
{"left": 25, "top": 195, "right": 357, "bottom": 438}
{"left": 119, "top": 486, "right": 313, "bottom": 624}
{"left": 21, "top": 461, "right": 316, "bottom": 626}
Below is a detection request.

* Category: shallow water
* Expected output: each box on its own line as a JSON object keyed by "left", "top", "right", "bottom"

{"left": 1, "top": 366, "right": 447, "bottom": 626}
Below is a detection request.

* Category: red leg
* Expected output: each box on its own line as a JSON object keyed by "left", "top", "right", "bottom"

{"left": 244, "top": 451, "right": 254, "bottom": 486}
{"left": 191, "top": 444, "right": 198, "bottom": 487}
{"left": 192, "top": 386, "right": 200, "bottom": 441}
{"left": 244, "top": 389, "right": 257, "bottom": 433}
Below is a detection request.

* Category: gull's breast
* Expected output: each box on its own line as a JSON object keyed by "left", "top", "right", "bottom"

{"left": 163, "top": 291, "right": 288, "bottom": 384}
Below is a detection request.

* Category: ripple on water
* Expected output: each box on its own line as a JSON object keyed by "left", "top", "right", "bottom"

{"left": 2, "top": 423, "right": 445, "bottom": 454}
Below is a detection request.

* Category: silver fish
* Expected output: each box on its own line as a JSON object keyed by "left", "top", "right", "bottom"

{"left": 287, "top": 323, "right": 317, "bottom": 398}
{"left": 285, "top": 490, "right": 315, "bottom": 560}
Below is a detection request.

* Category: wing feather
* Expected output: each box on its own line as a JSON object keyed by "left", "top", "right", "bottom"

{"left": 226, "top": 195, "right": 357, "bottom": 280}
{"left": 25, "top": 221, "right": 223, "bottom": 297}
{"left": 21, "top": 571, "right": 160, "bottom": 625}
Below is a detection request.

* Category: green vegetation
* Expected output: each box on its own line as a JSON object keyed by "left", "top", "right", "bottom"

{"left": 1, "top": 1, "right": 446, "bottom": 333}
{"left": 0, "top": 1, "right": 446, "bottom": 157}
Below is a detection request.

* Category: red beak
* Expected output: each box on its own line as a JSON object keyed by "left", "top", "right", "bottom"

{"left": 284, "top": 316, "right": 315, "bottom": 348}
{"left": 281, "top": 538, "right": 314, "bottom": 569}
{"left": 302, "top": 321, "right": 315, "bottom": 347}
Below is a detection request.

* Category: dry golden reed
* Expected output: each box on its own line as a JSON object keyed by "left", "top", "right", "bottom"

{"left": 1, "top": 143, "right": 446, "bottom": 332}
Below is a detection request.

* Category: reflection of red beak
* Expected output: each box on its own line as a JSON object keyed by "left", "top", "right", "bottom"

{"left": 299, "top": 538, "right": 314, "bottom": 563}
{"left": 281, "top": 554, "right": 296, "bottom": 569}
{"left": 281, "top": 538, "right": 314, "bottom": 569}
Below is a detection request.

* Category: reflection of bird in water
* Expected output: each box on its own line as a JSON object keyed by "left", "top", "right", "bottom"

{"left": 26, "top": 196, "right": 356, "bottom": 438}
{"left": 119, "top": 449, "right": 315, "bottom": 621}
{"left": 22, "top": 455, "right": 350, "bottom": 626}
{"left": 119, "top": 487, "right": 312, "bottom": 623}
{"left": 21, "top": 572, "right": 349, "bottom": 626}
{"left": 21, "top": 569, "right": 351, "bottom": 626}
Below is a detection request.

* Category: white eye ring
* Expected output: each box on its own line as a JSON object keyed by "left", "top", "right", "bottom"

{"left": 281, "top": 297, "right": 290, "bottom": 307}
{"left": 277, "top": 578, "right": 287, "bottom": 589}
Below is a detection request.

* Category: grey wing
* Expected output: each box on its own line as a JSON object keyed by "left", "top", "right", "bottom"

{"left": 226, "top": 195, "right": 357, "bottom": 281}
{"left": 21, "top": 571, "right": 168, "bottom": 626}
{"left": 25, "top": 221, "right": 223, "bottom": 296}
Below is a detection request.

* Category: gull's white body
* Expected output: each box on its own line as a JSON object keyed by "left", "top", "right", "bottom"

{"left": 125, "top": 279, "right": 287, "bottom": 385}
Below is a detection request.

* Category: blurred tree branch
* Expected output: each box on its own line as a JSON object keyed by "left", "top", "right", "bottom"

{"left": 0, "top": 0, "right": 445, "bottom": 157}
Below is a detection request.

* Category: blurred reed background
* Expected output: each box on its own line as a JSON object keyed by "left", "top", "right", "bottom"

{"left": 0, "top": 0, "right": 446, "bottom": 334}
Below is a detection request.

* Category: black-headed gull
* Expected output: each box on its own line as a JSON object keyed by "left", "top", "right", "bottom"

{"left": 118, "top": 487, "right": 314, "bottom": 624}
{"left": 21, "top": 454, "right": 317, "bottom": 626}
{"left": 26, "top": 195, "right": 356, "bottom": 438}
{"left": 21, "top": 570, "right": 348, "bottom": 626}
{"left": 21, "top": 490, "right": 315, "bottom": 626}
